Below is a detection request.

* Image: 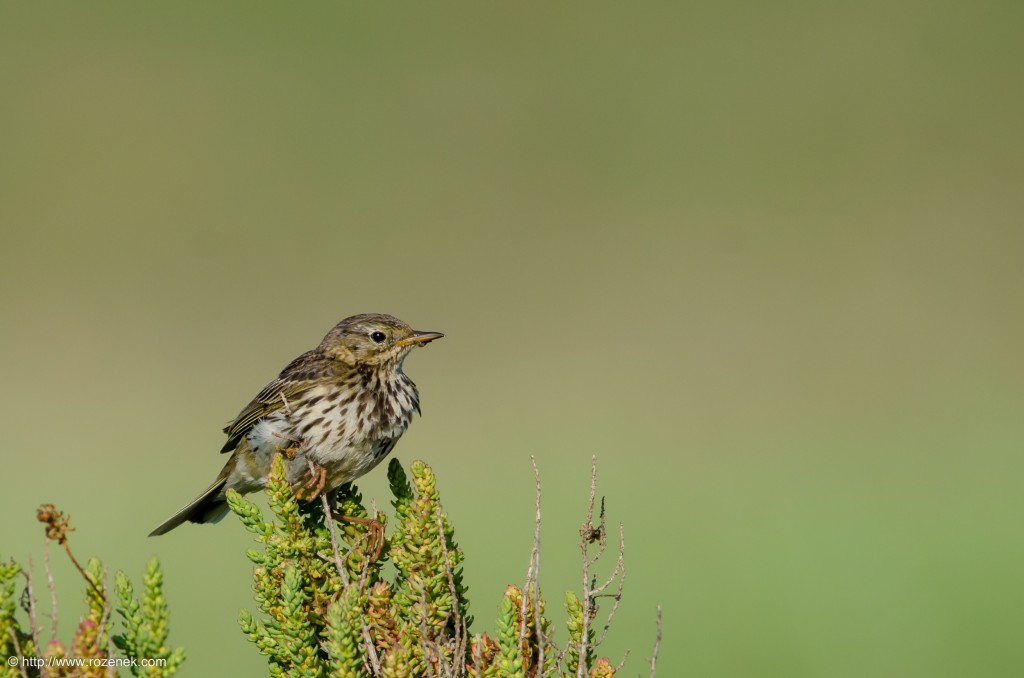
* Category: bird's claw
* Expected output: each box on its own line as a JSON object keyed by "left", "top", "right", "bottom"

{"left": 366, "top": 519, "right": 385, "bottom": 562}
{"left": 331, "top": 511, "right": 386, "bottom": 562}
{"left": 294, "top": 465, "right": 327, "bottom": 500}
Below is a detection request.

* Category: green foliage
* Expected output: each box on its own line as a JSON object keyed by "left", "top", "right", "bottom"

{"left": 232, "top": 456, "right": 634, "bottom": 677}
{"left": 492, "top": 589, "right": 526, "bottom": 677}
{"left": 113, "top": 558, "right": 187, "bottom": 676}
{"left": 0, "top": 559, "right": 36, "bottom": 670}
{"left": 563, "top": 591, "right": 594, "bottom": 676}
{"left": 323, "top": 584, "right": 364, "bottom": 677}
{"left": 490, "top": 584, "right": 553, "bottom": 678}
{"left": 1, "top": 509, "right": 184, "bottom": 678}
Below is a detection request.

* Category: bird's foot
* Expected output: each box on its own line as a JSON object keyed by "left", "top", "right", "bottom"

{"left": 330, "top": 511, "right": 386, "bottom": 562}
{"left": 294, "top": 464, "right": 328, "bottom": 500}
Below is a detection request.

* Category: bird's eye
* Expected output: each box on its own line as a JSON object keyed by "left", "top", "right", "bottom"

{"left": 370, "top": 331, "right": 387, "bottom": 344}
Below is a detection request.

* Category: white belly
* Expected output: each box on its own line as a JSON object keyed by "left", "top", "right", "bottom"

{"left": 244, "top": 383, "right": 413, "bottom": 489}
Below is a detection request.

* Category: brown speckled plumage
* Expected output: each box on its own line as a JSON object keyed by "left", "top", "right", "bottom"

{"left": 150, "top": 313, "right": 443, "bottom": 536}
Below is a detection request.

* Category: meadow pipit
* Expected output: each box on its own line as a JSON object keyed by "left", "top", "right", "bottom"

{"left": 150, "top": 313, "right": 443, "bottom": 540}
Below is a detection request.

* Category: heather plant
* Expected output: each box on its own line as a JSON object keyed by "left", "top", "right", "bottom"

{"left": 0, "top": 457, "right": 658, "bottom": 677}
{"left": 0, "top": 506, "right": 184, "bottom": 678}
{"left": 228, "top": 455, "right": 661, "bottom": 677}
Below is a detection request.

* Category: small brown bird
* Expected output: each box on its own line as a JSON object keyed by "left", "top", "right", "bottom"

{"left": 150, "top": 313, "right": 443, "bottom": 537}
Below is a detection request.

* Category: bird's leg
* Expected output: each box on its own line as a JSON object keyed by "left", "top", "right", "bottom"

{"left": 296, "top": 464, "right": 328, "bottom": 500}
{"left": 329, "top": 510, "right": 386, "bottom": 562}
{"left": 291, "top": 459, "right": 327, "bottom": 500}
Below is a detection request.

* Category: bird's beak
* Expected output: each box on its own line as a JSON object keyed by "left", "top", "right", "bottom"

{"left": 398, "top": 331, "right": 445, "bottom": 347}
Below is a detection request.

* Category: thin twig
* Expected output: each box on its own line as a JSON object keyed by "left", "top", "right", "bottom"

{"left": 531, "top": 456, "right": 545, "bottom": 676}
{"left": 340, "top": 531, "right": 374, "bottom": 568}
{"left": 42, "top": 536, "right": 58, "bottom": 642}
{"left": 7, "top": 628, "right": 29, "bottom": 678}
{"left": 471, "top": 633, "right": 484, "bottom": 676}
{"left": 418, "top": 586, "right": 438, "bottom": 678}
{"left": 61, "top": 543, "right": 105, "bottom": 604}
{"left": 314, "top": 472, "right": 383, "bottom": 676}
{"left": 551, "top": 641, "right": 570, "bottom": 676}
{"left": 354, "top": 548, "right": 381, "bottom": 675}
{"left": 97, "top": 567, "right": 115, "bottom": 676}
{"left": 585, "top": 497, "right": 609, "bottom": 568}
{"left": 594, "top": 524, "right": 626, "bottom": 647}
{"left": 615, "top": 648, "right": 630, "bottom": 671}
{"left": 21, "top": 559, "right": 40, "bottom": 654}
{"left": 435, "top": 506, "right": 467, "bottom": 675}
{"left": 361, "top": 625, "right": 380, "bottom": 673}
{"left": 36, "top": 504, "right": 105, "bottom": 603}
{"left": 315, "top": 474, "right": 350, "bottom": 588}
{"left": 648, "top": 606, "right": 662, "bottom": 678}
{"left": 519, "top": 456, "right": 545, "bottom": 673}
{"left": 577, "top": 456, "right": 599, "bottom": 678}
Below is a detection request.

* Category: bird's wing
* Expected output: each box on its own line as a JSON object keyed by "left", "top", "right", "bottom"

{"left": 219, "top": 351, "right": 331, "bottom": 453}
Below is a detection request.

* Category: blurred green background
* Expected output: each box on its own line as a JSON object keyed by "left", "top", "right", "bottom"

{"left": 1, "top": 2, "right": 1022, "bottom": 675}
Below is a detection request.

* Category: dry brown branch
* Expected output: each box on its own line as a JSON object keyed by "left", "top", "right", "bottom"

{"left": 594, "top": 524, "right": 626, "bottom": 647}
{"left": 435, "top": 506, "right": 468, "bottom": 675}
{"left": 37, "top": 505, "right": 106, "bottom": 604}
{"left": 314, "top": 472, "right": 383, "bottom": 675}
{"left": 20, "top": 559, "right": 40, "bottom": 654}
{"left": 615, "top": 648, "right": 630, "bottom": 671}
{"left": 7, "top": 627, "right": 29, "bottom": 678}
{"left": 551, "top": 641, "right": 570, "bottom": 676}
{"left": 471, "top": 634, "right": 485, "bottom": 676}
{"left": 577, "top": 456, "right": 600, "bottom": 677}
{"left": 519, "top": 455, "right": 545, "bottom": 668}
{"left": 417, "top": 583, "right": 438, "bottom": 678}
{"left": 316, "top": 482, "right": 350, "bottom": 588}
{"left": 96, "top": 567, "right": 115, "bottom": 678}
{"left": 575, "top": 456, "right": 628, "bottom": 678}
{"left": 648, "top": 606, "right": 662, "bottom": 678}
{"left": 42, "top": 536, "right": 58, "bottom": 642}
{"left": 355, "top": 567, "right": 381, "bottom": 676}
{"left": 339, "top": 531, "right": 374, "bottom": 568}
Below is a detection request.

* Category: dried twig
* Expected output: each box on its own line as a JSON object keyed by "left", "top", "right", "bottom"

{"left": 648, "top": 606, "right": 662, "bottom": 678}
{"left": 519, "top": 456, "right": 545, "bottom": 671}
{"left": 97, "top": 567, "right": 115, "bottom": 677}
{"left": 575, "top": 456, "right": 627, "bottom": 678}
{"left": 594, "top": 524, "right": 626, "bottom": 647}
{"left": 471, "top": 634, "right": 484, "bottom": 676}
{"left": 43, "top": 536, "right": 58, "bottom": 642}
{"left": 338, "top": 531, "right": 374, "bottom": 572}
{"left": 435, "top": 507, "right": 468, "bottom": 675}
{"left": 551, "top": 641, "right": 570, "bottom": 676}
{"left": 354, "top": 553, "right": 381, "bottom": 675}
{"left": 20, "top": 559, "right": 40, "bottom": 654}
{"left": 418, "top": 586, "right": 438, "bottom": 678}
{"left": 316, "top": 475, "right": 350, "bottom": 588}
{"left": 577, "top": 456, "right": 600, "bottom": 678}
{"left": 314, "top": 472, "right": 383, "bottom": 676}
{"left": 36, "top": 505, "right": 105, "bottom": 604}
{"left": 615, "top": 648, "right": 630, "bottom": 671}
{"left": 6, "top": 627, "right": 29, "bottom": 678}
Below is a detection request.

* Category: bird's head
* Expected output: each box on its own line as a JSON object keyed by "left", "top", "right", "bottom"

{"left": 319, "top": 313, "right": 443, "bottom": 368}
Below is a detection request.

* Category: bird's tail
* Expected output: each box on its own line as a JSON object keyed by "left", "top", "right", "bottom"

{"left": 149, "top": 478, "right": 229, "bottom": 536}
